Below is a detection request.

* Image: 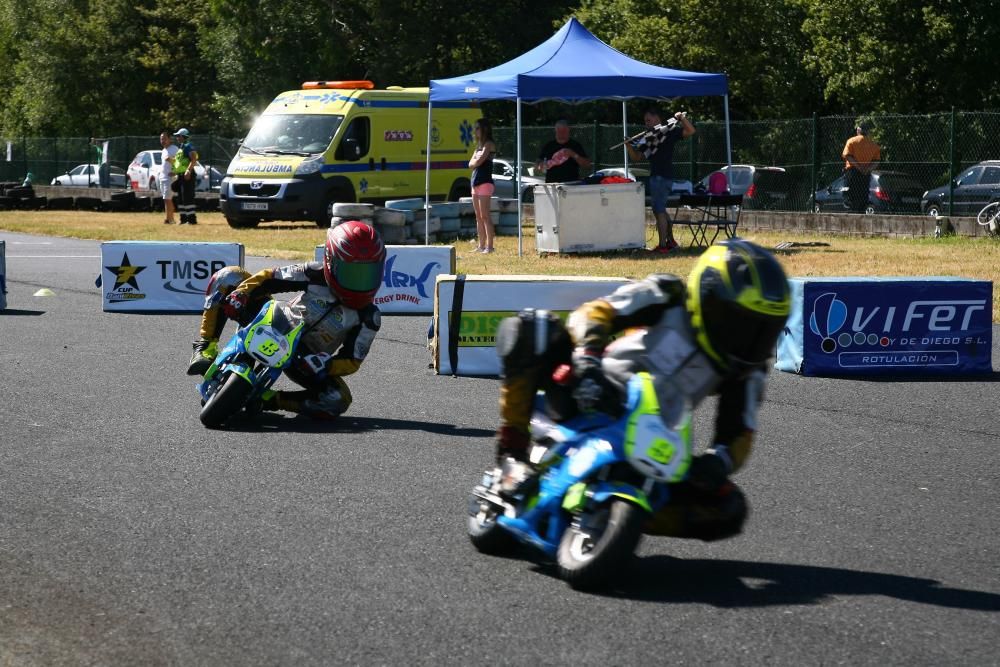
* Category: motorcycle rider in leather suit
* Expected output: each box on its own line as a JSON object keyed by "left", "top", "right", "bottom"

{"left": 186, "top": 221, "right": 386, "bottom": 420}
{"left": 492, "top": 239, "right": 791, "bottom": 540}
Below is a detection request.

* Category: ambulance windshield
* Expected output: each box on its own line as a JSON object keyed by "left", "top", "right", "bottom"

{"left": 242, "top": 114, "right": 344, "bottom": 155}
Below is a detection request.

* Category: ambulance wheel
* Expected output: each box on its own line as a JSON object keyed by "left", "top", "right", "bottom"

{"left": 226, "top": 216, "right": 260, "bottom": 229}
{"left": 317, "top": 188, "right": 354, "bottom": 228}
{"left": 448, "top": 178, "right": 470, "bottom": 202}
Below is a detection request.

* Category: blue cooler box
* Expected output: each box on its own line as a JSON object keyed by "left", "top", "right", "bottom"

{"left": 776, "top": 277, "right": 993, "bottom": 377}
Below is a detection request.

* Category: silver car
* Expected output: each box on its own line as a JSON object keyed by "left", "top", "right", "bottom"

{"left": 491, "top": 157, "right": 545, "bottom": 202}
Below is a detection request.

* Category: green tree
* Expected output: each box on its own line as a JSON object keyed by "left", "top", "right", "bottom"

{"left": 573, "top": 0, "right": 825, "bottom": 119}
{"left": 798, "top": 0, "right": 1000, "bottom": 112}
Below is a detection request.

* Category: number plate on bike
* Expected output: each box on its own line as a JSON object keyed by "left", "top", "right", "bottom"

{"left": 249, "top": 328, "right": 289, "bottom": 364}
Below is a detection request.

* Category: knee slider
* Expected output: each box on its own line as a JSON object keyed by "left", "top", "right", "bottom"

{"left": 496, "top": 308, "right": 570, "bottom": 375}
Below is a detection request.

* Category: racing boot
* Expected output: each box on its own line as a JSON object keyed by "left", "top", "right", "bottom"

{"left": 187, "top": 338, "right": 218, "bottom": 376}
{"left": 495, "top": 425, "right": 535, "bottom": 496}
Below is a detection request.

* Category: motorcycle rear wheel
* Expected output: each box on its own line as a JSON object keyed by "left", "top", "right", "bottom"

{"left": 556, "top": 499, "right": 645, "bottom": 590}
{"left": 199, "top": 372, "right": 253, "bottom": 429}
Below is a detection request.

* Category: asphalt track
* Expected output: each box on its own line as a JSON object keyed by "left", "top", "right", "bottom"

{"left": 1, "top": 230, "right": 998, "bottom": 666}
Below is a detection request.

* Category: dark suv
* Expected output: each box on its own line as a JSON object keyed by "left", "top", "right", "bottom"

{"left": 921, "top": 160, "right": 1000, "bottom": 217}
{"left": 697, "top": 165, "right": 792, "bottom": 210}
{"left": 814, "top": 170, "right": 924, "bottom": 214}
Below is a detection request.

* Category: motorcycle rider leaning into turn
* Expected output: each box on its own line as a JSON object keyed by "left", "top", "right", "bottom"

{"left": 493, "top": 239, "right": 791, "bottom": 541}
{"left": 186, "top": 221, "right": 387, "bottom": 420}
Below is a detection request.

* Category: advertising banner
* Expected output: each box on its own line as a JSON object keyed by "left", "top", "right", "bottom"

{"left": 777, "top": 277, "right": 993, "bottom": 376}
{"left": 100, "top": 241, "right": 244, "bottom": 312}
{"left": 315, "top": 244, "right": 454, "bottom": 314}
{"left": 432, "top": 275, "right": 630, "bottom": 376}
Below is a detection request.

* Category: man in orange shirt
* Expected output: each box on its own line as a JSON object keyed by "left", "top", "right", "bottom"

{"left": 842, "top": 123, "right": 881, "bottom": 213}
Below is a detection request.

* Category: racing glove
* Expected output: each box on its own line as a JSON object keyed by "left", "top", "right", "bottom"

{"left": 222, "top": 290, "right": 248, "bottom": 320}
{"left": 570, "top": 348, "right": 615, "bottom": 414}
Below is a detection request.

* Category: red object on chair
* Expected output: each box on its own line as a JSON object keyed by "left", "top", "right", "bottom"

{"left": 708, "top": 171, "right": 729, "bottom": 195}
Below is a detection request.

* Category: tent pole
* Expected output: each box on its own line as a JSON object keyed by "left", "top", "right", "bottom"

{"left": 516, "top": 98, "right": 523, "bottom": 257}
{"left": 424, "top": 101, "right": 433, "bottom": 246}
{"left": 724, "top": 94, "right": 732, "bottom": 190}
{"left": 622, "top": 101, "right": 629, "bottom": 173}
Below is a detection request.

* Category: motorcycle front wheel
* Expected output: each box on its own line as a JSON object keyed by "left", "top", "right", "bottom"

{"left": 199, "top": 372, "right": 253, "bottom": 429}
{"left": 467, "top": 474, "right": 518, "bottom": 555}
{"left": 556, "top": 499, "right": 645, "bottom": 590}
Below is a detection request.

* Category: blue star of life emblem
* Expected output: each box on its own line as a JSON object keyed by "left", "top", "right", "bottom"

{"left": 459, "top": 120, "right": 474, "bottom": 148}
{"left": 359, "top": 178, "right": 369, "bottom": 193}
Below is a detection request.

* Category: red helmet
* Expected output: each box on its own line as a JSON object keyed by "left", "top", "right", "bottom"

{"left": 322, "top": 221, "right": 386, "bottom": 309}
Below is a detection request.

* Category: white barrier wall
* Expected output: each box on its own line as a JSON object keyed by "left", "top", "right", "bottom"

{"left": 100, "top": 241, "right": 244, "bottom": 312}
{"left": 315, "top": 244, "right": 454, "bottom": 314}
{"left": 431, "top": 275, "right": 631, "bottom": 376}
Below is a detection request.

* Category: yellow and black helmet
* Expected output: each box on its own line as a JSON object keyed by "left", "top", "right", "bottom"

{"left": 686, "top": 239, "right": 791, "bottom": 374}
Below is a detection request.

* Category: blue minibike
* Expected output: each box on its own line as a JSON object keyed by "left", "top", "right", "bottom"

{"left": 468, "top": 372, "right": 694, "bottom": 589}
{"left": 197, "top": 298, "right": 306, "bottom": 429}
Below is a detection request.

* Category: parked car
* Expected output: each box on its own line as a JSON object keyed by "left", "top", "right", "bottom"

{"left": 126, "top": 149, "right": 212, "bottom": 192}
{"left": 51, "top": 164, "right": 130, "bottom": 189}
{"left": 696, "top": 165, "right": 791, "bottom": 210}
{"left": 491, "top": 157, "right": 545, "bottom": 202}
{"left": 921, "top": 160, "right": 1000, "bottom": 217}
{"left": 814, "top": 170, "right": 924, "bottom": 214}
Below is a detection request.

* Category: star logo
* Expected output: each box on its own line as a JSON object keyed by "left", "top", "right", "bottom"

{"left": 359, "top": 178, "right": 369, "bottom": 193}
{"left": 105, "top": 252, "right": 146, "bottom": 290}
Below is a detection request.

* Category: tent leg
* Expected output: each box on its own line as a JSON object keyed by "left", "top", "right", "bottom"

{"left": 622, "top": 101, "right": 629, "bottom": 173}
{"left": 424, "top": 101, "right": 433, "bottom": 246}
{"left": 517, "top": 98, "right": 523, "bottom": 258}
{"left": 722, "top": 98, "right": 733, "bottom": 172}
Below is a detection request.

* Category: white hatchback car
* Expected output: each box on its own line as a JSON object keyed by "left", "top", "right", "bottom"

{"left": 51, "top": 164, "right": 130, "bottom": 188}
{"left": 127, "top": 149, "right": 211, "bottom": 192}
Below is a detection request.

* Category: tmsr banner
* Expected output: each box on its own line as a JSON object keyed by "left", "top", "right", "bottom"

{"left": 100, "top": 241, "right": 244, "bottom": 312}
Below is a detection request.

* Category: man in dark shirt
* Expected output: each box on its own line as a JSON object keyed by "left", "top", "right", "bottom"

{"left": 626, "top": 109, "right": 695, "bottom": 253}
{"left": 536, "top": 119, "right": 592, "bottom": 183}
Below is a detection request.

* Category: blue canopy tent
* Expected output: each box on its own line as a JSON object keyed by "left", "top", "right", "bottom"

{"left": 425, "top": 17, "right": 731, "bottom": 253}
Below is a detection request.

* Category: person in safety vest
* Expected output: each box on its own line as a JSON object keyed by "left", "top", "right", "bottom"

{"left": 172, "top": 128, "right": 200, "bottom": 225}
{"left": 187, "top": 221, "right": 386, "bottom": 420}
{"left": 492, "top": 238, "right": 791, "bottom": 541}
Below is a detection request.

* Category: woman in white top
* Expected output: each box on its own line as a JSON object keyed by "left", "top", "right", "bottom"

{"left": 159, "top": 131, "right": 179, "bottom": 224}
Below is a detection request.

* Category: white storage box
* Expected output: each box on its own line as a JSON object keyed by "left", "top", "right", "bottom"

{"left": 534, "top": 182, "right": 646, "bottom": 253}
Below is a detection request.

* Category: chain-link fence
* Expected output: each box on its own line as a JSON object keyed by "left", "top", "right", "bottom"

{"left": 5, "top": 113, "right": 1000, "bottom": 212}
{"left": 0, "top": 135, "right": 241, "bottom": 186}
{"left": 494, "top": 111, "right": 1000, "bottom": 214}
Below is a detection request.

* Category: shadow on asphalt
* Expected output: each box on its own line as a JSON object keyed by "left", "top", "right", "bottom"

{"left": 0, "top": 308, "right": 45, "bottom": 316}
{"left": 601, "top": 557, "right": 1000, "bottom": 610}
{"left": 222, "top": 412, "right": 494, "bottom": 438}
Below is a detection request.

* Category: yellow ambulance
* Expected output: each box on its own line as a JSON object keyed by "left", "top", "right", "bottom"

{"left": 220, "top": 81, "right": 478, "bottom": 228}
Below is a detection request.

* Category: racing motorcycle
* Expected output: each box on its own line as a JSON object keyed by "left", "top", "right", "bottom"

{"left": 467, "top": 371, "right": 695, "bottom": 590}
{"left": 197, "top": 297, "right": 314, "bottom": 428}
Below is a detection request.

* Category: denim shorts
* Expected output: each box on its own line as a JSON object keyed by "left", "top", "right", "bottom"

{"left": 649, "top": 174, "right": 671, "bottom": 214}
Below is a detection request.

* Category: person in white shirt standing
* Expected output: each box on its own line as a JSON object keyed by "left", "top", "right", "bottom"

{"left": 159, "top": 131, "right": 179, "bottom": 224}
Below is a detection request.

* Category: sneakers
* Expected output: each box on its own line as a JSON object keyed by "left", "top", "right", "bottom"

{"left": 186, "top": 338, "right": 218, "bottom": 376}
{"left": 651, "top": 239, "right": 679, "bottom": 254}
